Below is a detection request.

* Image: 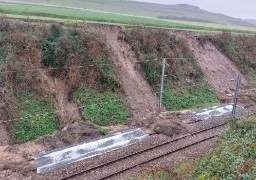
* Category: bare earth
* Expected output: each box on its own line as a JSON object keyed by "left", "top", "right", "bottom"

{"left": 87, "top": 25, "right": 160, "bottom": 121}
{"left": 179, "top": 32, "right": 247, "bottom": 102}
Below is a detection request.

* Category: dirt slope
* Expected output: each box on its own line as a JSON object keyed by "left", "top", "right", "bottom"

{"left": 180, "top": 32, "right": 247, "bottom": 101}
{"left": 0, "top": 88, "right": 13, "bottom": 145}
{"left": 88, "top": 25, "right": 160, "bottom": 121}
{"left": 39, "top": 73, "right": 81, "bottom": 128}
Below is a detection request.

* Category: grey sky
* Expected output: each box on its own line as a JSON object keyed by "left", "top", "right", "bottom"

{"left": 131, "top": 0, "right": 256, "bottom": 19}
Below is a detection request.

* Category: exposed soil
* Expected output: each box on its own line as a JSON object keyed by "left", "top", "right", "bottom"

{"left": 39, "top": 72, "right": 82, "bottom": 128}
{"left": 0, "top": 142, "right": 44, "bottom": 180}
{"left": 0, "top": 123, "right": 9, "bottom": 146}
{"left": 0, "top": 88, "right": 13, "bottom": 145}
{"left": 179, "top": 32, "right": 247, "bottom": 102}
{"left": 87, "top": 25, "right": 160, "bottom": 122}
{"left": 240, "top": 88, "right": 256, "bottom": 107}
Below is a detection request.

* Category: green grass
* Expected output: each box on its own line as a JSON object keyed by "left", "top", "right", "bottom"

{"left": 97, "top": 128, "right": 109, "bottom": 136}
{"left": 163, "top": 82, "right": 218, "bottom": 111}
{"left": 124, "top": 28, "right": 218, "bottom": 111}
{"left": 74, "top": 89, "right": 130, "bottom": 126}
{"left": 173, "top": 116, "right": 256, "bottom": 179}
{"left": 10, "top": 93, "right": 58, "bottom": 144}
{"left": 0, "top": 3, "right": 256, "bottom": 33}
{"left": 4, "top": 0, "right": 256, "bottom": 31}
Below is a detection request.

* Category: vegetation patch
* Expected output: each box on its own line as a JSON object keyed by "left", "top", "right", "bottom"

{"left": 163, "top": 82, "right": 218, "bottom": 111}
{"left": 9, "top": 93, "right": 58, "bottom": 144}
{"left": 124, "top": 28, "right": 218, "bottom": 110}
{"left": 74, "top": 89, "right": 130, "bottom": 126}
{"left": 0, "top": 19, "right": 125, "bottom": 143}
{"left": 97, "top": 128, "right": 109, "bottom": 136}
{"left": 172, "top": 116, "right": 256, "bottom": 179}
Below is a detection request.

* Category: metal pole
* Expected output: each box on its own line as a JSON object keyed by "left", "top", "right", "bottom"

{"left": 159, "top": 58, "right": 166, "bottom": 112}
{"left": 232, "top": 74, "right": 241, "bottom": 118}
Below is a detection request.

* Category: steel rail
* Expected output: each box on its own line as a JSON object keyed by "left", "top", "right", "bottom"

{"left": 45, "top": 123, "right": 226, "bottom": 180}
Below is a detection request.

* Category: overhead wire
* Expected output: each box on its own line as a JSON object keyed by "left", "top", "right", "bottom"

{"left": 0, "top": 56, "right": 231, "bottom": 124}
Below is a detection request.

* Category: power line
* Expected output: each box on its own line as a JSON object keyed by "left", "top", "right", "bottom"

{"left": 0, "top": 59, "right": 162, "bottom": 74}
{"left": 0, "top": 57, "right": 209, "bottom": 74}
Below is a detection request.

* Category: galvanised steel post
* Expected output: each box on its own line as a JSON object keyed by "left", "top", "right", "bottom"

{"left": 159, "top": 58, "right": 166, "bottom": 112}
{"left": 232, "top": 74, "right": 242, "bottom": 118}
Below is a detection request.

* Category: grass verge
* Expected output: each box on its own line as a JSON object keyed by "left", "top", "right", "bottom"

{"left": 172, "top": 116, "right": 256, "bottom": 179}
{"left": 134, "top": 115, "right": 256, "bottom": 179}
{"left": 74, "top": 89, "right": 130, "bottom": 126}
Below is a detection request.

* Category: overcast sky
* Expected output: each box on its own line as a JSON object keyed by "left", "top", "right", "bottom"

{"left": 131, "top": 0, "right": 256, "bottom": 19}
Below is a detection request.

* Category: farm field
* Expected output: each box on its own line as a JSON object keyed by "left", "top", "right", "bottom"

{"left": 2, "top": 0, "right": 256, "bottom": 28}
{"left": 0, "top": 1, "right": 256, "bottom": 33}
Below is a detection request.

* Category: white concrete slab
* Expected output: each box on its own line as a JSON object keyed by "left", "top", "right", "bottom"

{"left": 192, "top": 104, "right": 244, "bottom": 120}
{"left": 35, "top": 128, "right": 148, "bottom": 174}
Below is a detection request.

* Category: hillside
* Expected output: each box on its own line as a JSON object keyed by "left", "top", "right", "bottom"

{"left": 0, "top": 18, "right": 256, "bottom": 179}
{"left": 0, "top": 0, "right": 256, "bottom": 29}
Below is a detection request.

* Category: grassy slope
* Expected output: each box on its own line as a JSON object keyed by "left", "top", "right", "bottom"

{"left": 10, "top": 93, "right": 58, "bottom": 144}
{"left": 0, "top": 2, "right": 256, "bottom": 33}
{"left": 0, "top": 20, "right": 130, "bottom": 143}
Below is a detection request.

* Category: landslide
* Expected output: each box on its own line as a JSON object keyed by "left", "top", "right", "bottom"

{"left": 179, "top": 32, "right": 247, "bottom": 102}
{"left": 197, "top": 32, "right": 256, "bottom": 106}
{"left": 87, "top": 24, "right": 160, "bottom": 121}
{"left": 0, "top": 18, "right": 256, "bottom": 180}
{"left": 0, "top": 18, "right": 125, "bottom": 145}
{"left": 123, "top": 27, "right": 218, "bottom": 112}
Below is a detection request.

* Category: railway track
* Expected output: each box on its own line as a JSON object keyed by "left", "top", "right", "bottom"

{"left": 45, "top": 123, "right": 226, "bottom": 180}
